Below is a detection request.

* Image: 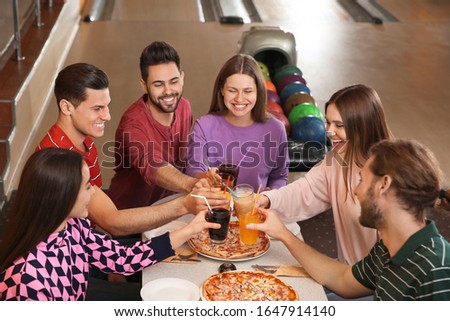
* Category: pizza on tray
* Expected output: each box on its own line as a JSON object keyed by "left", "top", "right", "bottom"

{"left": 202, "top": 270, "right": 298, "bottom": 301}
{"left": 188, "top": 221, "right": 269, "bottom": 260}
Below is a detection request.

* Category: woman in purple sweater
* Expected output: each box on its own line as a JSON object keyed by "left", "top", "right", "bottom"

{"left": 186, "top": 54, "right": 289, "bottom": 191}
{"left": 0, "top": 148, "right": 218, "bottom": 300}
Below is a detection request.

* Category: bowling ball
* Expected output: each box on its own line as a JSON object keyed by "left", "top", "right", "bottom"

{"left": 291, "top": 116, "right": 326, "bottom": 144}
{"left": 273, "top": 64, "right": 303, "bottom": 86}
{"left": 280, "top": 82, "right": 311, "bottom": 106}
{"left": 277, "top": 74, "right": 307, "bottom": 93}
{"left": 283, "top": 92, "right": 316, "bottom": 115}
{"left": 265, "top": 79, "right": 277, "bottom": 93}
{"left": 267, "top": 90, "right": 281, "bottom": 105}
{"left": 267, "top": 101, "right": 284, "bottom": 115}
{"left": 257, "top": 61, "right": 271, "bottom": 80}
{"left": 288, "top": 103, "right": 323, "bottom": 127}
{"left": 269, "top": 109, "right": 290, "bottom": 136}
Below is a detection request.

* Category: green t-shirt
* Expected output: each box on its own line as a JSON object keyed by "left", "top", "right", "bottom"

{"left": 352, "top": 220, "right": 450, "bottom": 300}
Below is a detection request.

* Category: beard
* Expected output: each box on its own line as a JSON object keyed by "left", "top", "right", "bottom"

{"left": 148, "top": 93, "right": 181, "bottom": 114}
{"left": 359, "top": 184, "right": 384, "bottom": 229}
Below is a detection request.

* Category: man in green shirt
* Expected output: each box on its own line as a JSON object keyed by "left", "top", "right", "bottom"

{"left": 252, "top": 139, "right": 450, "bottom": 300}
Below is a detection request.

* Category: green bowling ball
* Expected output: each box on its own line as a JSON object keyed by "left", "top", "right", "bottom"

{"left": 288, "top": 103, "right": 323, "bottom": 127}
{"left": 257, "top": 61, "right": 271, "bottom": 80}
{"left": 273, "top": 64, "right": 303, "bottom": 85}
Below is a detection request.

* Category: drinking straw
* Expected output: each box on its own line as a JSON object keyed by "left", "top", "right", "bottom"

{"left": 204, "top": 157, "right": 217, "bottom": 184}
{"left": 220, "top": 182, "right": 240, "bottom": 199}
{"left": 190, "top": 194, "right": 213, "bottom": 213}
{"left": 255, "top": 184, "right": 262, "bottom": 198}
{"left": 251, "top": 184, "right": 262, "bottom": 215}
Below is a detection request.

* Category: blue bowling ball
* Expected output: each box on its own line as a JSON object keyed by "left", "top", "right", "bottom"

{"left": 280, "top": 82, "right": 311, "bottom": 106}
{"left": 291, "top": 116, "right": 326, "bottom": 144}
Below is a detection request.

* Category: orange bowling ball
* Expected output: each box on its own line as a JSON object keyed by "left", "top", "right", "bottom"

{"left": 265, "top": 79, "right": 277, "bottom": 94}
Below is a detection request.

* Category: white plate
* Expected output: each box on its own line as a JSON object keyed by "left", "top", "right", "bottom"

{"left": 143, "top": 221, "right": 187, "bottom": 239}
{"left": 140, "top": 278, "right": 200, "bottom": 301}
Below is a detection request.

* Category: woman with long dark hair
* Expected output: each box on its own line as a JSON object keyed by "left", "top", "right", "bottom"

{"left": 0, "top": 148, "right": 217, "bottom": 300}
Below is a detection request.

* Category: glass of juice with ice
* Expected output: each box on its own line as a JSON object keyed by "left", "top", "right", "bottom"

{"left": 232, "top": 184, "right": 260, "bottom": 245}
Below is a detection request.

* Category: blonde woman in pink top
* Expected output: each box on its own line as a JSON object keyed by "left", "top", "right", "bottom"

{"left": 260, "top": 84, "right": 392, "bottom": 265}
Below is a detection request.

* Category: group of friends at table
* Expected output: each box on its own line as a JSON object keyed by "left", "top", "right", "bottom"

{"left": 1, "top": 41, "right": 450, "bottom": 301}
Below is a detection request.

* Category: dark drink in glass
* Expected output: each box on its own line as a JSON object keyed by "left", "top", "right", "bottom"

{"left": 206, "top": 208, "right": 231, "bottom": 244}
{"left": 218, "top": 163, "right": 239, "bottom": 187}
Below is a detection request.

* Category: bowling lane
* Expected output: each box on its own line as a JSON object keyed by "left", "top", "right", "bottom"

{"left": 377, "top": 0, "right": 450, "bottom": 22}
{"left": 110, "top": 0, "right": 202, "bottom": 22}
{"left": 256, "top": 0, "right": 353, "bottom": 23}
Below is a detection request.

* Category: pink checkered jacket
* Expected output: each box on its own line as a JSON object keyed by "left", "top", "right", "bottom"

{"left": 0, "top": 218, "right": 174, "bottom": 300}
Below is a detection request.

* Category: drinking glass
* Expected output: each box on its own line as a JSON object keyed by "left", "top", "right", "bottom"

{"left": 232, "top": 184, "right": 260, "bottom": 245}
{"left": 218, "top": 163, "right": 239, "bottom": 187}
{"left": 206, "top": 207, "right": 231, "bottom": 244}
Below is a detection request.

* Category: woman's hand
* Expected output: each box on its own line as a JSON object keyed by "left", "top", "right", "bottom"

{"left": 188, "top": 210, "right": 220, "bottom": 235}
{"left": 257, "top": 194, "right": 271, "bottom": 209}
{"left": 169, "top": 210, "right": 220, "bottom": 249}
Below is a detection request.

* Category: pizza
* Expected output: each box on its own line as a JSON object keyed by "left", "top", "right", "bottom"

{"left": 188, "top": 221, "right": 269, "bottom": 260}
{"left": 202, "top": 270, "right": 298, "bottom": 301}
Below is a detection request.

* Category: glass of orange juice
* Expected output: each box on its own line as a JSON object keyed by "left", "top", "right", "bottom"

{"left": 238, "top": 210, "right": 262, "bottom": 245}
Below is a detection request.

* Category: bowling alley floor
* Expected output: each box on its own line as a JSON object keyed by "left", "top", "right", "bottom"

{"left": 8, "top": 0, "right": 449, "bottom": 256}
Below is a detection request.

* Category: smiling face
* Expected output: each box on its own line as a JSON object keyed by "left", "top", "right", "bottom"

{"left": 141, "top": 62, "right": 184, "bottom": 114}
{"left": 68, "top": 87, "right": 111, "bottom": 141}
{"left": 221, "top": 73, "right": 257, "bottom": 125}
{"left": 325, "top": 103, "right": 348, "bottom": 150}
{"left": 68, "top": 162, "right": 95, "bottom": 219}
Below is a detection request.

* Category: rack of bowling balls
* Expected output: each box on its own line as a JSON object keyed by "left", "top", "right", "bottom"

{"left": 258, "top": 61, "right": 330, "bottom": 172}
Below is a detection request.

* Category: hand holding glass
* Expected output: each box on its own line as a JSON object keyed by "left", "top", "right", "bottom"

{"left": 206, "top": 208, "right": 231, "bottom": 244}
{"left": 211, "top": 173, "right": 235, "bottom": 209}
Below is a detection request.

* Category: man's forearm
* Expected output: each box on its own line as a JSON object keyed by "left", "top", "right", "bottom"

{"left": 88, "top": 186, "right": 189, "bottom": 236}
{"left": 155, "top": 164, "right": 198, "bottom": 194}
{"left": 112, "top": 195, "right": 189, "bottom": 235}
{"left": 280, "top": 232, "right": 351, "bottom": 291}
